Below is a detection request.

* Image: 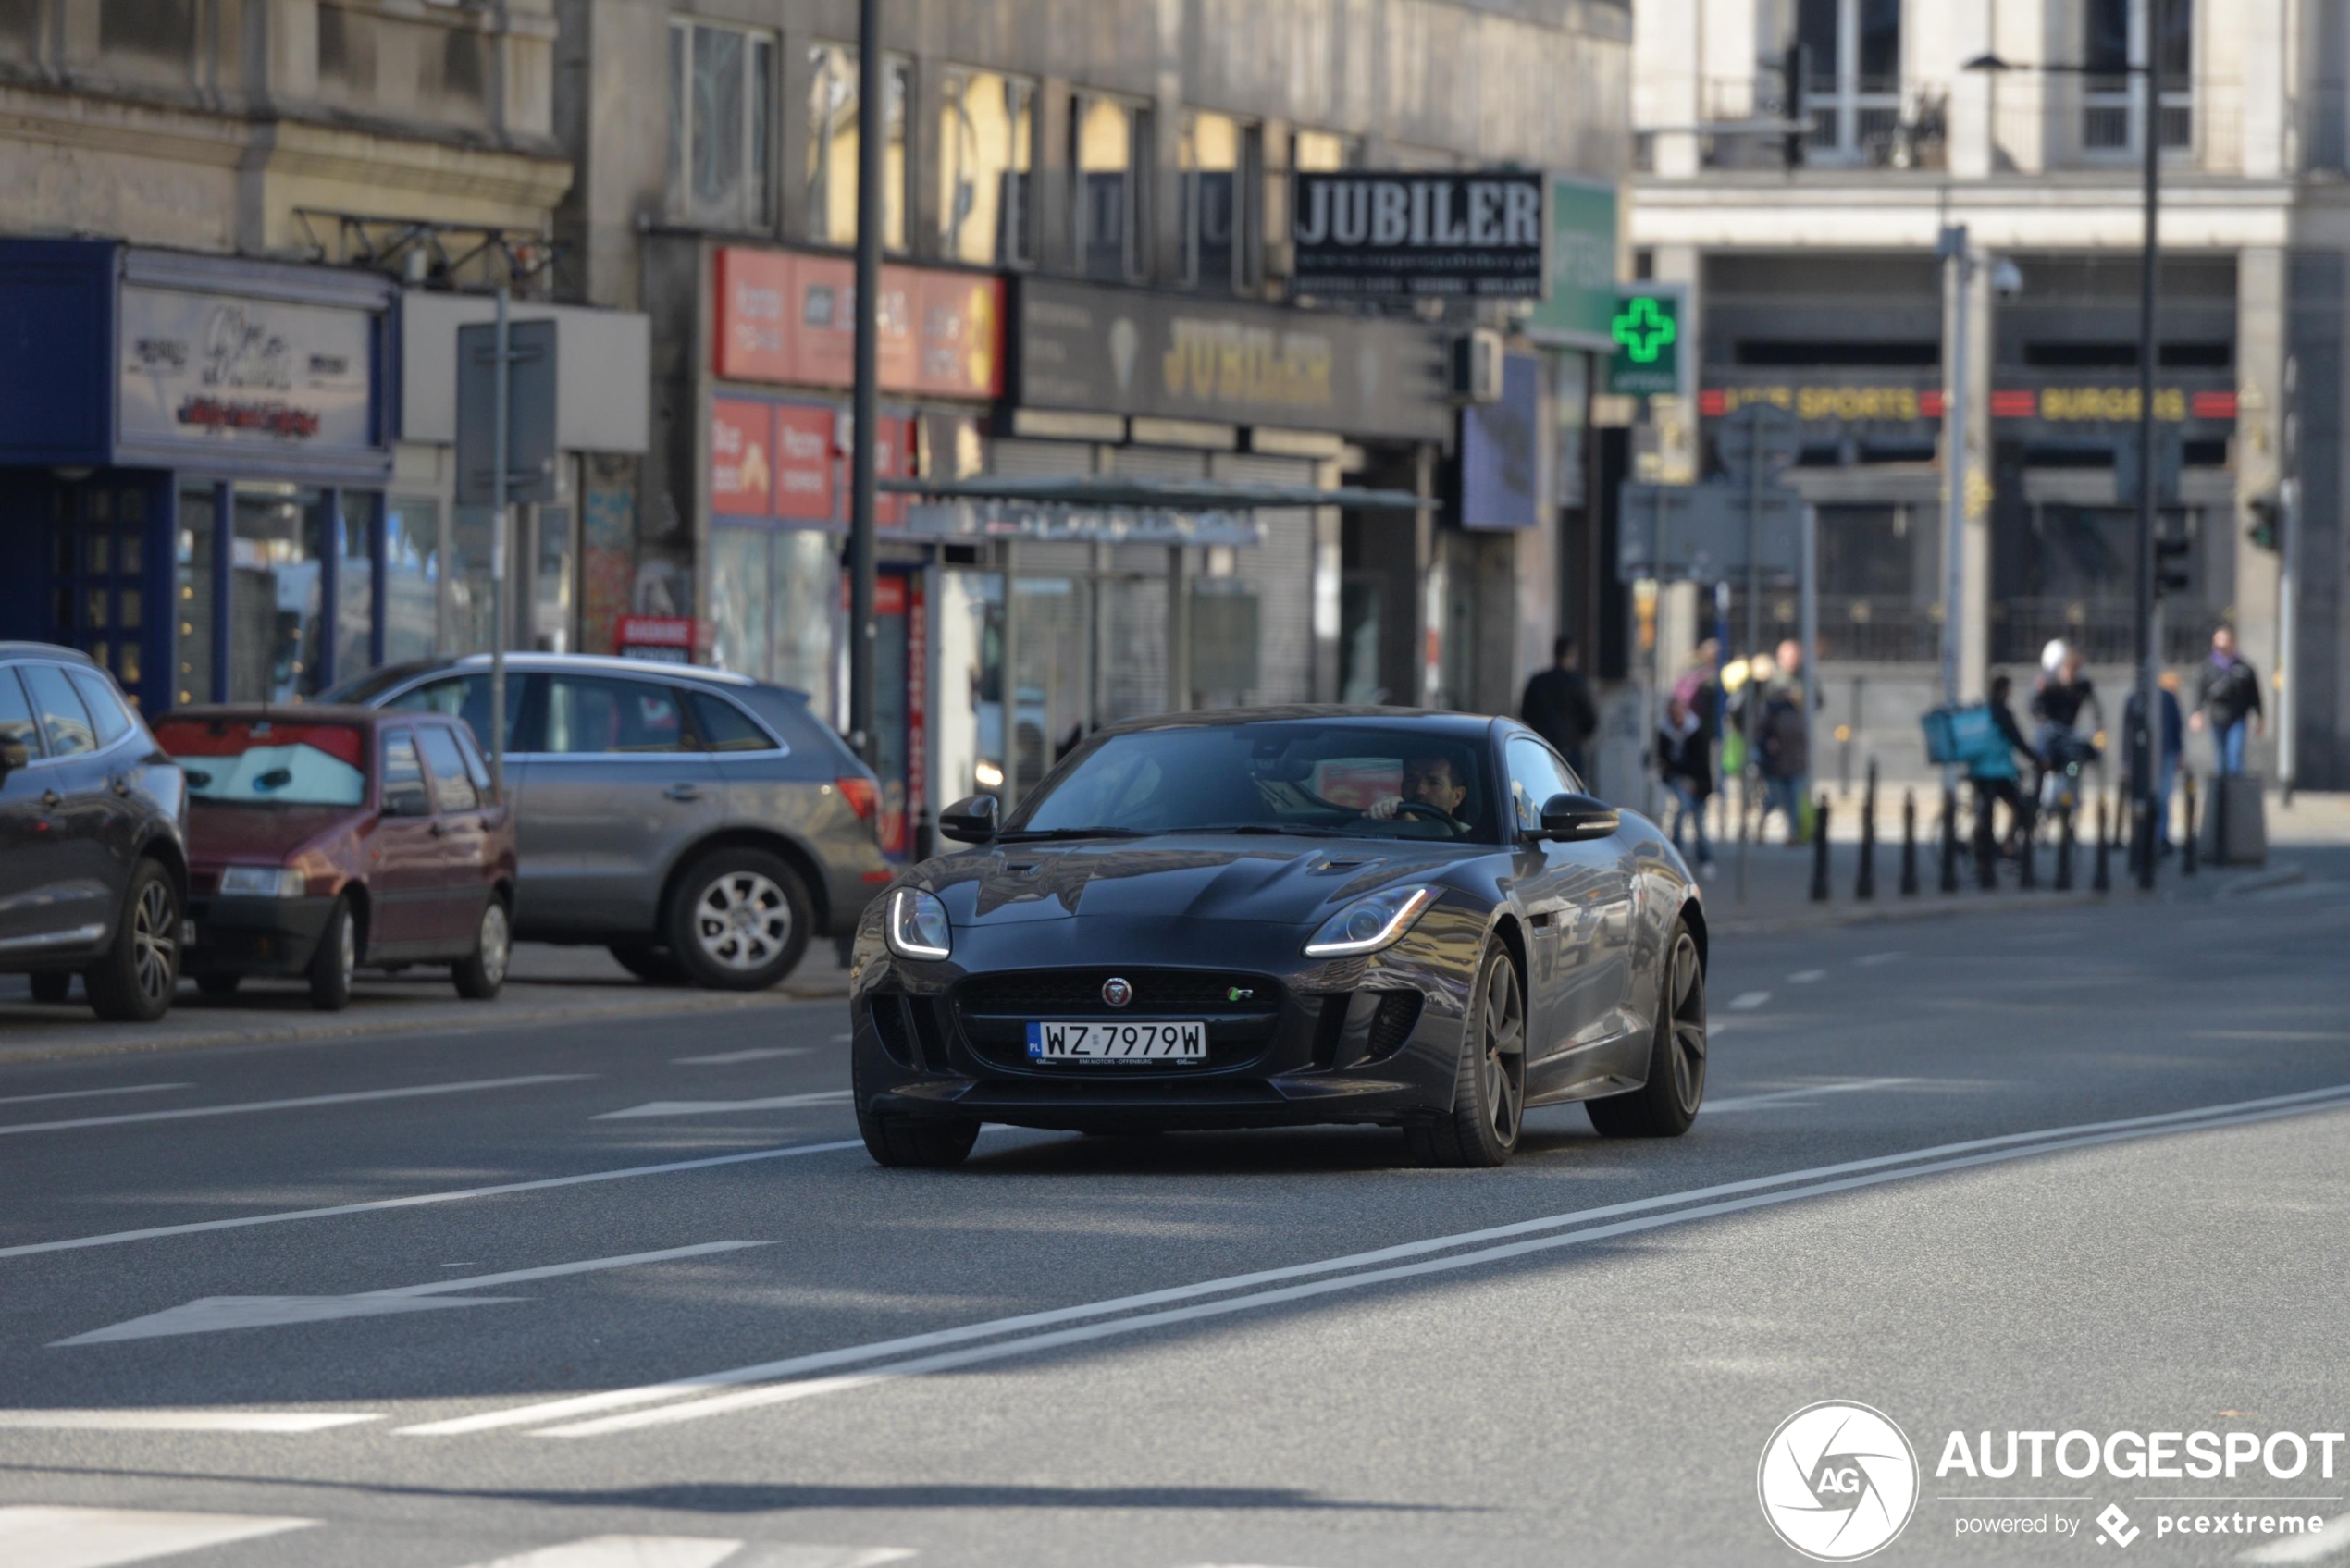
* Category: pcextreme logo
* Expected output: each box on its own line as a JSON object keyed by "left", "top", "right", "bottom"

{"left": 1759, "top": 1401, "right": 1923, "bottom": 1561}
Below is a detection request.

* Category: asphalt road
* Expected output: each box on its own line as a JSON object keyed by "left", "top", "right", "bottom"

{"left": 2, "top": 856, "right": 2346, "bottom": 1568}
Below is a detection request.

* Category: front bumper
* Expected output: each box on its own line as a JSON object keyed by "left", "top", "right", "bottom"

{"left": 849, "top": 908, "right": 1484, "bottom": 1133}
{"left": 184, "top": 895, "right": 335, "bottom": 977}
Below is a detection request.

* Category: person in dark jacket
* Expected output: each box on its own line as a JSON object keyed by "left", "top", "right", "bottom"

{"left": 2189, "top": 624, "right": 2263, "bottom": 776}
{"left": 1656, "top": 694, "right": 1714, "bottom": 874}
{"left": 2125, "top": 673, "right": 2187, "bottom": 853}
{"left": 1520, "top": 636, "right": 1599, "bottom": 781}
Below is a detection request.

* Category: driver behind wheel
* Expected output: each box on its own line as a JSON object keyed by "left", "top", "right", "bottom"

{"left": 1367, "top": 754, "right": 1468, "bottom": 828}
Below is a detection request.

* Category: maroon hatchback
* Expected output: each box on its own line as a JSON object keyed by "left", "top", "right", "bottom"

{"left": 155, "top": 707, "right": 517, "bottom": 1010}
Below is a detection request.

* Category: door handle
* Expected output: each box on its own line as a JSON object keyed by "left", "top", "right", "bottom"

{"left": 664, "top": 784, "right": 702, "bottom": 802}
{"left": 41, "top": 789, "right": 62, "bottom": 809}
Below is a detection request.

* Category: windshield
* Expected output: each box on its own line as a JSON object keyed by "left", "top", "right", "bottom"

{"left": 1006, "top": 723, "right": 1497, "bottom": 844}
{"left": 155, "top": 719, "right": 367, "bottom": 808}
{"left": 316, "top": 663, "right": 436, "bottom": 706}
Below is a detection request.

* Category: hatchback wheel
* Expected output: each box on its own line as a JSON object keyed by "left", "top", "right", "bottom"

{"left": 452, "top": 898, "right": 511, "bottom": 1000}
{"left": 307, "top": 896, "right": 356, "bottom": 1012}
{"left": 666, "top": 849, "right": 810, "bottom": 992}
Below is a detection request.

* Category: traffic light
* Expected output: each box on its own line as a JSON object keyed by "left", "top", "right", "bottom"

{"left": 2155, "top": 534, "right": 2193, "bottom": 599}
{"left": 2246, "top": 493, "right": 2281, "bottom": 552}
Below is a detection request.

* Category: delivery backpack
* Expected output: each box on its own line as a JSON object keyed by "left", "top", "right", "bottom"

{"left": 1922, "top": 703, "right": 2016, "bottom": 779}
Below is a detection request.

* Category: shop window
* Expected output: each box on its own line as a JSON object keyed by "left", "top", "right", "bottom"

{"left": 230, "top": 488, "right": 330, "bottom": 704}
{"left": 1180, "top": 111, "right": 1261, "bottom": 292}
{"left": 806, "top": 43, "right": 907, "bottom": 250}
{"left": 772, "top": 528, "right": 840, "bottom": 702}
{"left": 939, "top": 68, "right": 1037, "bottom": 265}
{"left": 710, "top": 525, "right": 773, "bottom": 681}
{"left": 385, "top": 497, "right": 441, "bottom": 663}
{"left": 670, "top": 19, "right": 775, "bottom": 230}
{"left": 1072, "top": 93, "right": 1149, "bottom": 282}
{"left": 339, "top": 493, "right": 378, "bottom": 685}
{"left": 174, "top": 483, "right": 216, "bottom": 709}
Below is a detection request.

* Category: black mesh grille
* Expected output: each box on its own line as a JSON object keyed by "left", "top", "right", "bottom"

{"left": 958, "top": 969, "right": 1280, "bottom": 1016}
{"left": 870, "top": 995, "right": 916, "bottom": 1068}
{"left": 1366, "top": 992, "right": 1424, "bottom": 1058}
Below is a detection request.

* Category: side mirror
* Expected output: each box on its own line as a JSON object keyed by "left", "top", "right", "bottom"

{"left": 938, "top": 793, "right": 1000, "bottom": 845}
{"left": 1538, "top": 791, "right": 1619, "bottom": 843}
{"left": 0, "top": 735, "right": 27, "bottom": 783}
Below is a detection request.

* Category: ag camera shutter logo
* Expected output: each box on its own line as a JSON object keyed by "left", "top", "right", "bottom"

{"left": 1759, "top": 1401, "right": 1921, "bottom": 1560}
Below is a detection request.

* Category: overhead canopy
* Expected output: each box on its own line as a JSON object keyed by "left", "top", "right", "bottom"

{"left": 881, "top": 474, "right": 1429, "bottom": 548}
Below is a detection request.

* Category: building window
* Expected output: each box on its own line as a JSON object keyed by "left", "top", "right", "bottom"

{"left": 2083, "top": 0, "right": 2195, "bottom": 155}
{"left": 807, "top": 43, "right": 909, "bottom": 251}
{"left": 1072, "top": 93, "right": 1149, "bottom": 282}
{"left": 1796, "top": 0, "right": 1899, "bottom": 162}
{"left": 174, "top": 483, "right": 217, "bottom": 708}
{"left": 939, "top": 68, "right": 1037, "bottom": 265}
{"left": 1180, "top": 111, "right": 1262, "bottom": 292}
{"left": 669, "top": 19, "right": 775, "bottom": 230}
{"left": 384, "top": 497, "right": 440, "bottom": 663}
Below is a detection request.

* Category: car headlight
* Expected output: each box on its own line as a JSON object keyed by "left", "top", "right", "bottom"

{"left": 219, "top": 866, "right": 305, "bottom": 898}
{"left": 885, "top": 887, "right": 952, "bottom": 961}
{"left": 1303, "top": 885, "right": 1440, "bottom": 958}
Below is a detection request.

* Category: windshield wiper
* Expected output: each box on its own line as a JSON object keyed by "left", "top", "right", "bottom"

{"left": 996, "top": 827, "right": 1149, "bottom": 842}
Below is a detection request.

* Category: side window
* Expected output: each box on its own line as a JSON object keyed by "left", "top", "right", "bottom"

{"left": 451, "top": 724, "right": 497, "bottom": 803}
{"left": 0, "top": 668, "right": 42, "bottom": 756}
{"left": 542, "top": 676, "right": 686, "bottom": 755}
{"left": 387, "top": 673, "right": 529, "bottom": 751}
{"left": 21, "top": 664, "right": 96, "bottom": 759}
{"left": 382, "top": 729, "right": 433, "bottom": 817}
{"left": 689, "top": 690, "right": 776, "bottom": 752}
{"left": 1505, "top": 736, "right": 1577, "bottom": 834}
{"left": 68, "top": 669, "right": 135, "bottom": 748}
{"left": 417, "top": 726, "right": 481, "bottom": 812}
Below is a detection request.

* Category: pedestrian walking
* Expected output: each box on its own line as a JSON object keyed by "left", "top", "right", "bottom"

{"left": 1520, "top": 635, "right": 1599, "bottom": 782}
{"left": 1656, "top": 695, "right": 1715, "bottom": 877}
{"left": 2189, "top": 623, "right": 2263, "bottom": 776}
{"left": 2123, "top": 673, "right": 2185, "bottom": 854}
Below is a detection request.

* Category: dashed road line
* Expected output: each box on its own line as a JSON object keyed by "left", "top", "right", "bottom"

{"left": 595, "top": 1091, "right": 853, "bottom": 1120}
{"left": 0, "top": 1083, "right": 192, "bottom": 1108}
{"left": 1857, "top": 950, "right": 1905, "bottom": 966}
{"left": 1787, "top": 970, "right": 1826, "bottom": 984}
{"left": 0, "top": 1076, "right": 588, "bottom": 1140}
{"left": 670, "top": 1048, "right": 810, "bottom": 1066}
{"left": 1704, "top": 1077, "right": 1915, "bottom": 1113}
{"left": 1728, "top": 991, "right": 1772, "bottom": 1011}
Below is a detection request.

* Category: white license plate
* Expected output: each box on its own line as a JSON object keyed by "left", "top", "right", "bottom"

{"left": 1026, "top": 1019, "right": 1208, "bottom": 1063}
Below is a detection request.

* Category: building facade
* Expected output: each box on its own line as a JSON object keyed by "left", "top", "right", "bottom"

{"left": 1631, "top": 0, "right": 2349, "bottom": 787}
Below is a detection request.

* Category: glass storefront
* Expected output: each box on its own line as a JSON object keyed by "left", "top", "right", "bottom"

{"left": 709, "top": 524, "right": 843, "bottom": 706}
{"left": 229, "top": 485, "right": 329, "bottom": 703}
{"left": 384, "top": 497, "right": 441, "bottom": 662}
{"left": 173, "top": 483, "right": 216, "bottom": 709}
{"left": 337, "top": 492, "right": 377, "bottom": 683}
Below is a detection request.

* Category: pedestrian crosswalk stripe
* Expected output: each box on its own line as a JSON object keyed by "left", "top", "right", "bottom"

{"left": 454, "top": 1537, "right": 746, "bottom": 1568}
{"left": 0, "top": 1506, "right": 314, "bottom": 1568}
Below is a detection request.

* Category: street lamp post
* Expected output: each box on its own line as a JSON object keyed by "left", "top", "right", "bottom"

{"left": 1967, "top": 5, "right": 2164, "bottom": 889}
{"left": 847, "top": 0, "right": 884, "bottom": 770}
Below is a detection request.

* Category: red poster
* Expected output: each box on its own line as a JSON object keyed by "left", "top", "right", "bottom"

{"left": 773, "top": 404, "right": 836, "bottom": 521}
{"left": 788, "top": 254, "right": 857, "bottom": 388}
{"left": 709, "top": 399, "right": 773, "bottom": 516}
{"left": 712, "top": 250, "right": 795, "bottom": 383}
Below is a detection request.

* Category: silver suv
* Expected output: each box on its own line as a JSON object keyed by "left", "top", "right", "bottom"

{"left": 322, "top": 655, "right": 886, "bottom": 990}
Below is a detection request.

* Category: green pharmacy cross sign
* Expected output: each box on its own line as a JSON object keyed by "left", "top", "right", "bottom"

{"left": 1607, "top": 287, "right": 1686, "bottom": 399}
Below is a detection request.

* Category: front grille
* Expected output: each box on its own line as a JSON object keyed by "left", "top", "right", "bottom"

{"left": 1366, "top": 992, "right": 1424, "bottom": 1059}
{"left": 870, "top": 995, "right": 916, "bottom": 1068}
{"left": 958, "top": 969, "right": 1281, "bottom": 1017}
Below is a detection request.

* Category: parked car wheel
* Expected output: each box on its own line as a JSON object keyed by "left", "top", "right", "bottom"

{"left": 194, "top": 973, "right": 242, "bottom": 999}
{"left": 307, "top": 896, "right": 356, "bottom": 1012}
{"left": 666, "top": 848, "right": 811, "bottom": 992}
{"left": 85, "top": 860, "right": 180, "bottom": 1023}
{"left": 607, "top": 943, "right": 688, "bottom": 985}
{"left": 28, "top": 971, "right": 72, "bottom": 1005}
{"left": 452, "top": 898, "right": 511, "bottom": 1001}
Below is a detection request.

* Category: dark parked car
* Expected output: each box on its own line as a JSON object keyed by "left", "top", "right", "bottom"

{"left": 0, "top": 644, "right": 189, "bottom": 1021}
{"left": 155, "top": 707, "right": 518, "bottom": 1010}
{"left": 852, "top": 709, "right": 1708, "bottom": 1169}
{"left": 320, "top": 655, "right": 890, "bottom": 990}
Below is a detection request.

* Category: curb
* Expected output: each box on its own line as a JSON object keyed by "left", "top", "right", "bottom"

{"left": 1708, "top": 860, "right": 2307, "bottom": 935}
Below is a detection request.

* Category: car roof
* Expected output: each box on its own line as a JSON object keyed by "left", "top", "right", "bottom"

{"left": 441, "top": 652, "right": 760, "bottom": 687}
{"left": 1093, "top": 705, "right": 1503, "bottom": 742}
{"left": 0, "top": 643, "right": 100, "bottom": 668}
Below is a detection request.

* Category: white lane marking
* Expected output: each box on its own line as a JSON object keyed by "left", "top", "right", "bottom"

{"left": 1857, "top": 950, "right": 1905, "bottom": 966}
{"left": 1787, "top": 969, "right": 1826, "bottom": 984}
{"left": 0, "top": 1075, "right": 588, "bottom": 1139}
{"left": 1704, "top": 1077, "right": 1915, "bottom": 1113}
{"left": 0, "top": 1140, "right": 861, "bottom": 1263}
{"left": 413, "top": 1081, "right": 2350, "bottom": 1438}
{"left": 2197, "top": 1031, "right": 2350, "bottom": 1043}
{"left": 2240, "top": 1515, "right": 2350, "bottom": 1562}
{"left": 541, "top": 1087, "right": 2350, "bottom": 1438}
{"left": 0, "top": 1083, "right": 192, "bottom": 1108}
{"left": 455, "top": 1537, "right": 746, "bottom": 1568}
{"left": 0, "top": 1411, "right": 377, "bottom": 1432}
{"left": 595, "top": 1092, "right": 852, "bottom": 1120}
{"left": 1728, "top": 991, "right": 1771, "bottom": 1010}
{"left": 830, "top": 1033, "right": 853, "bottom": 1043}
{"left": 671, "top": 1048, "right": 810, "bottom": 1066}
{"left": 52, "top": 1241, "right": 771, "bottom": 1346}
{"left": 0, "top": 1506, "right": 314, "bottom": 1567}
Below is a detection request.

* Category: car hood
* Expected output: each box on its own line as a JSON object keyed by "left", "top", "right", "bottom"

{"left": 913, "top": 834, "right": 1483, "bottom": 927}
{"left": 187, "top": 803, "right": 362, "bottom": 867}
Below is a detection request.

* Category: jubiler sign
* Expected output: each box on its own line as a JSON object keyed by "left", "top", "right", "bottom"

{"left": 1290, "top": 171, "right": 1546, "bottom": 299}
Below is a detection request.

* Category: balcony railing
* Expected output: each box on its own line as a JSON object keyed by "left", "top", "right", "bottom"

{"left": 1990, "top": 78, "right": 2237, "bottom": 173}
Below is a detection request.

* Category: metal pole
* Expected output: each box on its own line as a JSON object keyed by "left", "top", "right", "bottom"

{"left": 2132, "top": 8, "right": 2162, "bottom": 889}
{"left": 1938, "top": 225, "right": 1971, "bottom": 800}
{"left": 847, "top": 0, "right": 884, "bottom": 767}
{"left": 2278, "top": 475, "right": 2298, "bottom": 801}
{"left": 999, "top": 537, "right": 1020, "bottom": 811}
{"left": 1738, "top": 415, "right": 1761, "bottom": 903}
{"left": 489, "top": 284, "right": 509, "bottom": 802}
{"left": 1167, "top": 544, "right": 1191, "bottom": 712}
{"left": 1800, "top": 500, "right": 1819, "bottom": 816}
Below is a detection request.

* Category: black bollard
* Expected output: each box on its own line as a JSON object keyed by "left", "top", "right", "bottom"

{"left": 2181, "top": 773, "right": 2199, "bottom": 875}
{"left": 1939, "top": 789, "right": 1959, "bottom": 893}
{"left": 1899, "top": 789, "right": 1920, "bottom": 896}
{"left": 1809, "top": 795, "right": 1832, "bottom": 903}
{"left": 2054, "top": 806, "right": 2075, "bottom": 890}
{"left": 2092, "top": 796, "right": 2111, "bottom": 893}
{"left": 1856, "top": 766, "right": 1877, "bottom": 901}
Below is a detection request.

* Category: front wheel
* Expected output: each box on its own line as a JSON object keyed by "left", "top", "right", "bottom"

{"left": 451, "top": 899, "right": 511, "bottom": 1000}
{"left": 85, "top": 861, "right": 179, "bottom": 1023}
{"left": 666, "top": 849, "right": 810, "bottom": 992}
{"left": 1587, "top": 920, "right": 1705, "bottom": 1138}
{"left": 306, "top": 896, "right": 355, "bottom": 1012}
{"left": 1404, "top": 941, "right": 1526, "bottom": 1168}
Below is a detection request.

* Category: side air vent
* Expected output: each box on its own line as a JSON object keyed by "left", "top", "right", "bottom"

{"left": 1365, "top": 992, "right": 1424, "bottom": 1059}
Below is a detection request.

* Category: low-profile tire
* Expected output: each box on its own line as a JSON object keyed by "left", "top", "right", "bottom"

{"left": 28, "top": 970, "right": 72, "bottom": 1005}
{"left": 194, "top": 973, "right": 242, "bottom": 999}
{"left": 306, "top": 895, "right": 356, "bottom": 1012}
{"left": 85, "top": 860, "right": 179, "bottom": 1023}
{"left": 451, "top": 897, "right": 511, "bottom": 1001}
{"left": 1403, "top": 940, "right": 1526, "bottom": 1169}
{"left": 1587, "top": 920, "right": 1706, "bottom": 1139}
{"left": 665, "top": 848, "right": 811, "bottom": 992}
{"left": 607, "top": 942, "right": 688, "bottom": 985}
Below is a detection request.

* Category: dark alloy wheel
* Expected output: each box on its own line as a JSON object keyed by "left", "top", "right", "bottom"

{"left": 85, "top": 861, "right": 179, "bottom": 1023}
{"left": 1404, "top": 940, "right": 1527, "bottom": 1168}
{"left": 1588, "top": 920, "right": 1705, "bottom": 1138}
